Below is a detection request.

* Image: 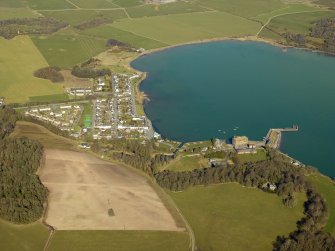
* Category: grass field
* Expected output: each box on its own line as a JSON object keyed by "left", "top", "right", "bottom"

{"left": 0, "top": 7, "right": 40, "bottom": 20}
{"left": 29, "top": 93, "right": 69, "bottom": 103}
{"left": 81, "top": 25, "right": 168, "bottom": 49}
{"left": 0, "top": 219, "right": 49, "bottom": 251}
{"left": 31, "top": 30, "right": 107, "bottom": 68}
{"left": 40, "top": 9, "right": 127, "bottom": 26}
{"left": 237, "top": 149, "right": 267, "bottom": 164}
{"left": 0, "top": 36, "right": 64, "bottom": 104}
{"left": 163, "top": 155, "right": 208, "bottom": 172}
{"left": 112, "top": 0, "right": 142, "bottom": 7}
{"left": 12, "top": 121, "right": 77, "bottom": 150}
{"left": 307, "top": 174, "right": 335, "bottom": 235}
{"left": 260, "top": 10, "right": 335, "bottom": 36}
{"left": 49, "top": 230, "right": 189, "bottom": 251}
{"left": 79, "top": 102, "right": 93, "bottom": 128}
{"left": 112, "top": 11, "right": 261, "bottom": 45}
{"left": 170, "top": 183, "right": 306, "bottom": 251}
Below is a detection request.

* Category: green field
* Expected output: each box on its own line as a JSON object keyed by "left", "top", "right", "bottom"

{"left": 48, "top": 230, "right": 189, "bottom": 251}
{"left": 163, "top": 155, "right": 208, "bottom": 172}
{"left": 27, "top": 0, "right": 75, "bottom": 10}
{"left": 170, "top": 183, "right": 305, "bottom": 251}
{"left": 40, "top": 9, "right": 127, "bottom": 26}
{"left": 0, "top": 36, "right": 64, "bottom": 104}
{"left": 81, "top": 25, "right": 168, "bottom": 49}
{"left": 307, "top": 174, "right": 335, "bottom": 235}
{"left": 112, "top": 11, "right": 261, "bottom": 45}
{"left": 0, "top": 220, "right": 49, "bottom": 251}
{"left": 112, "top": 0, "right": 142, "bottom": 8}
{"left": 31, "top": 30, "right": 107, "bottom": 68}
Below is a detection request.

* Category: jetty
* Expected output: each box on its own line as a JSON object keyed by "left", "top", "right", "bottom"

{"left": 265, "top": 125, "right": 299, "bottom": 149}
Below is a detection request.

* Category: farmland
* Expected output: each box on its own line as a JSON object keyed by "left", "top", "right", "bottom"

{"left": 0, "top": 220, "right": 49, "bottom": 251}
{"left": 48, "top": 230, "right": 189, "bottom": 251}
{"left": 170, "top": 183, "right": 306, "bottom": 251}
{"left": 111, "top": 11, "right": 261, "bottom": 45}
{"left": 31, "top": 30, "right": 107, "bottom": 68}
{"left": 0, "top": 36, "right": 64, "bottom": 104}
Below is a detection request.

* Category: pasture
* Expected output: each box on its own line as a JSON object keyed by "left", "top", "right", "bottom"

{"left": 112, "top": 11, "right": 261, "bottom": 45}
{"left": 48, "top": 230, "right": 189, "bottom": 251}
{"left": 0, "top": 36, "right": 64, "bottom": 104}
{"left": 307, "top": 174, "right": 335, "bottom": 234}
{"left": 31, "top": 30, "right": 107, "bottom": 68}
{"left": 170, "top": 183, "right": 306, "bottom": 251}
{"left": 237, "top": 149, "right": 267, "bottom": 164}
{"left": 0, "top": 219, "right": 49, "bottom": 251}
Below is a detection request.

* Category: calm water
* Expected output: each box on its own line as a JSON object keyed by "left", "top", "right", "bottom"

{"left": 131, "top": 41, "right": 335, "bottom": 177}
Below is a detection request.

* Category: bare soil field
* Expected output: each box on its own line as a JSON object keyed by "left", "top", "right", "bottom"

{"left": 40, "top": 149, "right": 183, "bottom": 231}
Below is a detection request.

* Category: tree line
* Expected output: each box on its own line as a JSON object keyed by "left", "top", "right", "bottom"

{"left": 0, "top": 17, "right": 67, "bottom": 39}
{"left": 0, "top": 107, "right": 47, "bottom": 223}
{"left": 34, "top": 66, "right": 64, "bottom": 83}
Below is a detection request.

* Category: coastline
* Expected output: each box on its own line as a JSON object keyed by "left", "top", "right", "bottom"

{"left": 127, "top": 36, "right": 335, "bottom": 179}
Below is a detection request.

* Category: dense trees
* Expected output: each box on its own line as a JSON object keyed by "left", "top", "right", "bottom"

{"left": 34, "top": 66, "right": 64, "bottom": 83}
{"left": 0, "top": 17, "right": 67, "bottom": 39}
{"left": 0, "top": 107, "right": 47, "bottom": 223}
{"left": 71, "top": 65, "right": 111, "bottom": 79}
{"left": 310, "top": 18, "right": 335, "bottom": 53}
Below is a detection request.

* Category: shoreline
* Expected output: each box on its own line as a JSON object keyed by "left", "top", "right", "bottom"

{"left": 127, "top": 36, "right": 335, "bottom": 178}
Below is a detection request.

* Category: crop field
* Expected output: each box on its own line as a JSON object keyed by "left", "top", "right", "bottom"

{"left": 170, "top": 183, "right": 306, "bottom": 251}
{"left": 0, "top": 7, "right": 40, "bottom": 20}
{"left": 41, "top": 149, "right": 183, "bottom": 231}
{"left": 31, "top": 31, "right": 107, "bottom": 68}
{"left": 48, "top": 230, "right": 189, "bottom": 251}
{"left": 0, "top": 220, "right": 49, "bottom": 251}
{"left": 125, "top": 2, "right": 208, "bottom": 18}
{"left": 307, "top": 174, "right": 335, "bottom": 234}
{"left": 112, "top": 11, "right": 261, "bottom": 45}
{"left": 81, "top": 25, "right": 168, "bottom": 49}
{"left": 40, "top": 9, "right": 127, "bottom": 26}
{"left": 0, "top": 36, "right": 64, "bottom": 104}
{"left": 163, "top": 155, "right": 208, "bottom": 172}
{"left": 12, "top": 121, "right": 77, "bottom": 150}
